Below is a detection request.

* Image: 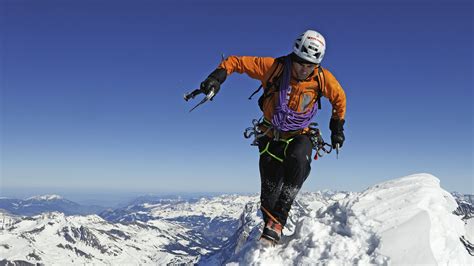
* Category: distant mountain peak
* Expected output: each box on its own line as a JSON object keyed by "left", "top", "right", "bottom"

{"left": 26, "top": 194, "right": 64, "bottom": 201}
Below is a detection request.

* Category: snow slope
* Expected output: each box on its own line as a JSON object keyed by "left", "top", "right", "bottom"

{"left": 0, "top": 173, "right": 472, "bottom": 265}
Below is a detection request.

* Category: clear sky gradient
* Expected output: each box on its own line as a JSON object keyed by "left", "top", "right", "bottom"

{"left": 1, "top": 0, "right": 472, "bottom": 200}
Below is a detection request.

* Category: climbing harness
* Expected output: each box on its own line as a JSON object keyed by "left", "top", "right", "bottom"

{"left": 307, "top": 122, "right": 333, "bottom": 160}
{"left": 243, "top": 117, "right": 272, "bottom": 146}
{"left": 244, "top": 119, "right": 333, "bottom": 160}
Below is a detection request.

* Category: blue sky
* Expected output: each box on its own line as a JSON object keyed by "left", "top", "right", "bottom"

{"left": 1, "top": 0, "right": 472, "bottom": 201}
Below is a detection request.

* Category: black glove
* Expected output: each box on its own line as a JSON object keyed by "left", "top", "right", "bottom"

{"left": 200, "top": 68, "right": 227, "bottom": 100}
{"left": 329, "top": 118, "right": 345, "bottom": 148}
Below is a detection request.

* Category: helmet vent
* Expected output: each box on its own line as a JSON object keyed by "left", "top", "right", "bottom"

{"left": 292, "top": 30, "right": 326, "bottom": 64}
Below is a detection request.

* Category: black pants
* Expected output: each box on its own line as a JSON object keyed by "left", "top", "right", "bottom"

{"left": 258, "top": 134, "right": 313, "bottom": 226}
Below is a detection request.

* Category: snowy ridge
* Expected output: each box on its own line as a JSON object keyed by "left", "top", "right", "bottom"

{"left": 350, "top": 174, "right": 467, "bottom": 265}
{"left": 201, "top": 174, "right": 472, "bottom": 265}
{"left": 0, "top": 174, "right": 472, "bottom": 264}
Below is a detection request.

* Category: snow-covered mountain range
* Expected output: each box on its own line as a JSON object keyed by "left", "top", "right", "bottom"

{"left": 0, "top": 194, "right": 105, "bottom": 216}
{"left": 0, "top": 173, "right": 472, "bottom": 265}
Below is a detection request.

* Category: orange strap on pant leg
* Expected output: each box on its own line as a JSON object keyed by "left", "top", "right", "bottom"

{"left": 261, "top": 206, "right": 281, "bottom": 225}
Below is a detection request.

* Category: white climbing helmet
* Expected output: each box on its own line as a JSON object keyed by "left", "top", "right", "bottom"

{"left": 293, "top": 30, "right": 326, "bottom": 64}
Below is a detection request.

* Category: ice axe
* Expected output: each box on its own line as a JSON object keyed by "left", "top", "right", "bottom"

{"left": 184, "top": 54, "right": 225, "bottom": 112}
{"left": 183, "top": 88, "right": 216, "bottom": 112}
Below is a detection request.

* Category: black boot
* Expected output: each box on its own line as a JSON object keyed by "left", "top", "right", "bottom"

{"left": 260, "top": 206, "right": 283, "bottom": 244}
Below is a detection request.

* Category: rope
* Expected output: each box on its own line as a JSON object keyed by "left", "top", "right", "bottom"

{"left": 272, "top": 56, "right": 318, "bottom": 131}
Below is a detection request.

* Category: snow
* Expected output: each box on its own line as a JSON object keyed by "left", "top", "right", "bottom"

{"left": 467, "top": 220, "right": 474, "bottom": 243}
{"left": 0, "top": 173, "right": 472, "bottom": 265}
{"left": 353, "top": 174, "right": 470, "bottom": 265}
{"left": 147, "top": 194, "right": 256, "bottom": 220}
{"left": 204, "top": 173, "right": 472, "bottom": 265}
{"left": 0, "top": 210, "right": 193, "bottom": 264}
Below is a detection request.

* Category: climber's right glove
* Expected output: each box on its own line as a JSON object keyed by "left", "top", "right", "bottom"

{"left": 200, "top": 68, "right": 227, "bottom": 100}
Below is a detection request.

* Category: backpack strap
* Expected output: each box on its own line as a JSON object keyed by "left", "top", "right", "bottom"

{"left": 247, "top": 85, "right": 263, "bottom": 100}
{"left": 264, "top": 56, "right": 286, "bottom": 90}
{"left": 248, "top": 56, "right": 285, "bottom": 100}
{"left": 315, "top": 66, "right": 325, "bottom": 110}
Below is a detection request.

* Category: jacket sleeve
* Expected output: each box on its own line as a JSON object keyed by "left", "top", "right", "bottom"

{"left": 218, "top": 56, "right": 275, "bottom": 82}
{"left": 321, "top": 68, "right": 347, "bottom": 120}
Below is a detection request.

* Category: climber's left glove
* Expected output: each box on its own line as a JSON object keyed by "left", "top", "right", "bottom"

{"left": 329, "top": 118, "right": 345, "bottom": 149}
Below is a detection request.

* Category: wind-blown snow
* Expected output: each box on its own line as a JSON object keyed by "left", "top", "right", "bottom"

{"left": 0, "top": 173, "right": 472, "bottom": 265}
{"left": 351, "top": 174, "right": 467, "bottom": 265}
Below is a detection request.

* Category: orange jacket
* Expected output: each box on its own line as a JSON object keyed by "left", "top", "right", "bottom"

{"left": 218, "top": 56, "right": 346, "bottom": 134}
